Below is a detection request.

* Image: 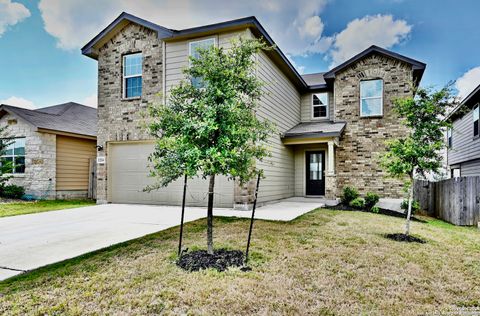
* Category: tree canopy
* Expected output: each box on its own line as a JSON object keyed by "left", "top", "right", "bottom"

{"left": 147, "top": 38, "right": 274, "bottom": 188}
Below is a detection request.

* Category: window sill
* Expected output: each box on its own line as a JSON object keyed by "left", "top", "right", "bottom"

{"left": 360, "top": 115, "right": 383, "bottom": 119}
{"left": 5, "top": 173, "right": 25, "bottom": 178}
{"left": 121, "top": 97, "right": 142, "bottom": 101}
{"left": 311, "top": 117, "right": 330, "bottom": 121}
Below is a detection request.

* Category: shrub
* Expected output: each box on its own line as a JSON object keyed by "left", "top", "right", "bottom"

{"left": 0, "top": 184, "right": 25, "bottom": 199}
{"left": 400, "top": 199, "right": 420, "bottom": 215}
{"left": 349, "top": 197, "right": 365, "bottom": 209}
{"left": 371, "top": 206, "right": 380, "bottom": 213}
{"left": 365, "top": 192, "right": 380, "bottom": 210}
{"left": 341, "top": 186, "right": 359, "bottom": 205}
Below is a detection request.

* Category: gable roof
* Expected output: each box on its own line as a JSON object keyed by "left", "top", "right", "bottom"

{"left": 82, "top": 13, "right": 426, "bottom": 91}
{"left": 323, "top": 45, "right": 426, "bottom": 85}
{"left": 0, "top": 102, "right": 97, "bottom": 138}
{"left": 81, "top": 12, "right": 174, "bottom": 59}
{"left": 446, "top": 84, "right": 480, "bottom": 121}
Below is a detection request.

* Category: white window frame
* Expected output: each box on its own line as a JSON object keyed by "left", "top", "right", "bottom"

{"left": 473, "top": 104, "right": 479, "bottom": 138}
{"left": 188, "top": 37, "right": 216, "bottom": 88}
{"left": 1, "top": 137, "right": 26, "bottom": 174}
{"left": 360, "top": 79, "right": 384, "bottom": 117}
{"left": 122, "top": 52, "right": 143, "bottom": 99}
{"left": 188, "top": 37, "right": 217, "bottom": 63}
{"left": 311, "top": 93, "right": 329, "bottom": 119}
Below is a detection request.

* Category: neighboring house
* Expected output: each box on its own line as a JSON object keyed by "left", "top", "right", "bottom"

{"left": 446, "top": 84, "right": 480, "bottom": 177}
{"left": 0, "top": 103, "right": 97, "bottom": 199}
{"left": 82, "top": 12, "right": 425, "bottom": 208}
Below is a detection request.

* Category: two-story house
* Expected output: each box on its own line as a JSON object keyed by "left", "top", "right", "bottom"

{"left": 446, "top": 84, "right": 480, "bottom": 177}
{"left": 82, "top": 12, "right": 425, "bottom": 208}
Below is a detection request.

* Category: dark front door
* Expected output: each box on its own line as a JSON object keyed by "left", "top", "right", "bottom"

{"left": 306, "top": 151, "right": 325, "bottom": 196}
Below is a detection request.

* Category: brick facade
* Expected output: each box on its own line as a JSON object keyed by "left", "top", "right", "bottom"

{"left": 333, "top": 53, "right": 412, "bottom": 198}
{"left": 0, "top": 113, "right": 56, "bottom": 199}
{"left": 96, "top": 23, "right": 163, "bottom": 203}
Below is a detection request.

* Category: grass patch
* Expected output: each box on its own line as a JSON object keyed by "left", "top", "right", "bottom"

{"left": 0, "top": 199, "right": 95, "bottom": 218}
{"left": 0, "top": 208, "right": 479, "bottom": 315}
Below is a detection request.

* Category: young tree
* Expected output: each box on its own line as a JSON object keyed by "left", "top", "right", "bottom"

{"left": 147, "top": 38, "right": 275, "bottom": 254}
{"left": 381, "top": 85, "right": 455, "bottom": 236}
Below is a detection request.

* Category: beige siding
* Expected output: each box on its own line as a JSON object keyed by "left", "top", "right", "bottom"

{"left": 448, "top": 109, "right": 480, "bottom": 165}
{"left": 256, "top": 50, "right": 301, "bottom": 202}
{"left": 294, "top": 144, "right": 329, "bottom": 196}
{"left": 300, "top": 91, "right": 334, "bottom": 122}
{"left": 165, "top": 30, "right": 248, "bottom": 96}
{"left": 56, "top": 136, "right": 96, "bottom": 191}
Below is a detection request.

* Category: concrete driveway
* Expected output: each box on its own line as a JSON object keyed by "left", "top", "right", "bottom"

{"left": 0, "top": 199, "right": 326, "bottom": 281}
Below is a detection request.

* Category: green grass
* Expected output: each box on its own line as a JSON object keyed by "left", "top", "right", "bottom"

{"left": 0, "top": 209, "right": 479, "bottom": 315}
{"left": 0, "top": 200, "right": 95, "bottom": 218}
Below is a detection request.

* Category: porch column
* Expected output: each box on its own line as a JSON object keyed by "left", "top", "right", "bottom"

{"left": 327, "top": 140, "right": 335, "bottom": 176}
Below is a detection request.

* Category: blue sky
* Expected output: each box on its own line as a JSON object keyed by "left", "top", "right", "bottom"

{"left": 1, "top": 0, "right": 479, "bottom": 109}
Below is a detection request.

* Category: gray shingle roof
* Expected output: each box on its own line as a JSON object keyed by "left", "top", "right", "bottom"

{"left": 0, "top": 102, "right": 97, "bottom": 137}
{"left": 283, "top": 121, "right": 346, "bottom": 138}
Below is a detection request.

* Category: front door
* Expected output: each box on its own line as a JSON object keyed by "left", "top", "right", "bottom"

{"left": 306, "top": 151, "right": 325, "bottom": 196}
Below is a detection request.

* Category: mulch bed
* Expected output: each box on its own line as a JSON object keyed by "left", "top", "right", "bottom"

{"left": 326, "top": 203, "right": 426, "bottom": 223}
{"left": 177, "top": 249, "right": 245, "bottom": 272}
{"left": 384, "top": 233, "right": 426, "bottom": 243}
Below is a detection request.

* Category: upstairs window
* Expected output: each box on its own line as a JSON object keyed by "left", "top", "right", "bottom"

{"left": 1, "top": 138, "right": 25, "bottom": 174}
{"left": 474, "top": 104, "right": 479, "bottom": 137}
{"left": 312, "top": 93, "right": 328, "bottom": 118}
{"left": 123, "top": 53, "right": 142, "bottom": 98}
{"left": 447, "top": 128, "right": 452, "bottom": 148}
{"left": 360, "top": 79, "right": 383, "bottom": 117}
{"left": 189, "top": 38, "right": 215, "bottom": 88}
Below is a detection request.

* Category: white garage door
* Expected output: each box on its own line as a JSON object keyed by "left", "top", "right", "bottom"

{"left": 108, "top": 142, "right": 234, "bottom": 207}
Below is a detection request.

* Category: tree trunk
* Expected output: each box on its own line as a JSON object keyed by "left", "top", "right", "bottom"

{"left": 207, "top": 175, "right": 215, "bottom": 255}
{"left": 405, "top": 173, "right": 414, "bottom": 236}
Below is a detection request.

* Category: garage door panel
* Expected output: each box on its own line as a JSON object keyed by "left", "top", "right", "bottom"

{"left": 109, "top": 142, "right": 234, "bottom": 207}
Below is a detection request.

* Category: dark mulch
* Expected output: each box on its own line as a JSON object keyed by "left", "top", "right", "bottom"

{"left": 177, "top": 249, "right": 245, "bottom": 272}
{"left": 326, "top": 203, "right": 427, "bottom": 223}
{"left": 385, "top": 233, "right": 426, "bottom": 243}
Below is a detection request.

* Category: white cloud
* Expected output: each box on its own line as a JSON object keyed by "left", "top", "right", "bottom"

{"left": 329, "top": 14, "right": 412, "bottom": 66}
{"left": 82, "top": 93, "right": 98, "bottom": 108}
{"left": 0, "top": 0, "right": 30, "bottom": 37}
{"left": 455, "top": 66, "right": 480, "bottom": 99}
{"left": 0, "top": 96, "right": 35, "bottom": 109}
{"left": 38, "top": 0, "right": 330, "bottom": 55}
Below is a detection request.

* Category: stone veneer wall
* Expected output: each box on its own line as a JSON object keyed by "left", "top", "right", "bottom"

{"left": 96, "top": 23, "right": 163, "bottom": 203}
{"left": 333, "top": 53, "right": 412, "bottom": 198}
{"left": 0, "top": 113, "right": 56, "bottom": 199}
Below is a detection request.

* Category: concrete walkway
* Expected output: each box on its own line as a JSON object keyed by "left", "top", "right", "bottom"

{"left": 0, "top": 199, "right": 327, "bottom": 281}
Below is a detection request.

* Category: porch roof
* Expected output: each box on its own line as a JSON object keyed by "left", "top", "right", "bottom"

{"left": 282, "top": 121, "right": 346, "bottom": 140}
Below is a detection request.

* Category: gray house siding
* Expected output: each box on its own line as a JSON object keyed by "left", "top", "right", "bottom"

{"left": 448, "top": 108, "right": 480, "bottom": 166}
{"left": 460, "top": 158, "right": 480, "bottom": 176}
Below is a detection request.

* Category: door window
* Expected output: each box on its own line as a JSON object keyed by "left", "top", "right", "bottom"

{"left": 309, "top": 153, "right": 322, "bottom": 180}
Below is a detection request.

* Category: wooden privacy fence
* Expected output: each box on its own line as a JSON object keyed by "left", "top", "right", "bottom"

{"left": 414, "top": 176, "right": 480, "bottom": 226}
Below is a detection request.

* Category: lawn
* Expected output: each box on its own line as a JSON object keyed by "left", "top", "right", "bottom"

{"left": 1, "top": 209, "right": 479, "bottom": 315}
{"left": 0, "top": 200, "right": 95, "bottom": 218}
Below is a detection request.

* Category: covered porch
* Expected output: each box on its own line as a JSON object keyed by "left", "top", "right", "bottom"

{"left": 281, "top": 121, "right": 346, "bottom": 199}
